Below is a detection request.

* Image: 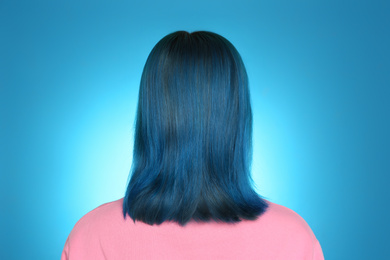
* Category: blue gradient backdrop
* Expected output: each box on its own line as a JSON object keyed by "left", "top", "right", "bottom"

{"left": 1, "top": 1, "right": 389, "bottom": 259}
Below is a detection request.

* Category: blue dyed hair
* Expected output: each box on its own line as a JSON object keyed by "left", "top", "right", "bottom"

{"left": 123, "top": 30, "right": 268, "bottom": 226}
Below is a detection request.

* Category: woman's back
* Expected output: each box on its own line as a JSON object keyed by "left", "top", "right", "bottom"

{"left": 61, "top": 198, "right": 324, "bottom": 260}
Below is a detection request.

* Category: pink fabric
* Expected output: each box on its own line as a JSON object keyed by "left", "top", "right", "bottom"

{"left": 61, "top": 198, "right": 324, "bottom": 260}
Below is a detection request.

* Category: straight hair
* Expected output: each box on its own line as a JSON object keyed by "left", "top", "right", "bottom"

{"left": 123, "top": 30, "right": 268, "bottom": 226}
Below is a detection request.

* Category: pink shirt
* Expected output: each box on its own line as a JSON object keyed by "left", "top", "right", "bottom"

{"left": 61, "top": 198, "right": 324, "bottom": 260}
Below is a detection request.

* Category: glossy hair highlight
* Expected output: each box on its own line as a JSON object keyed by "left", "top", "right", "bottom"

{"left": 123, "top": 30, "right": 268, "bottom": 226}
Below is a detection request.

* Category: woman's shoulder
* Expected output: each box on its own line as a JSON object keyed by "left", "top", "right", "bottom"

{"left": 76, "top": 197, "right": 123, "bottom": 222}
{"left": 264, "top": 200, "right": 314, "bottom": 225}
{"left": 66, "top": 198, "right": 125, "bottom": 240}
{"left": 263, "top": 200, "right": 324, "bottom": 259}
{"left": 62, "top": 198, "right": 125, "bottom": 259}
{"left": 261, "top": 199, "right": 317, "bottom": 237}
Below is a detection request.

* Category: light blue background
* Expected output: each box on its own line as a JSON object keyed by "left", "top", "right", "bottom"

{"left": 1, "top": 0, "right": 389, "bottom": 259}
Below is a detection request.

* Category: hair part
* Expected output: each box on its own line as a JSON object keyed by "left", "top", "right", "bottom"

{"left": 123, "top": 30, "right": 268, "bottom": 226}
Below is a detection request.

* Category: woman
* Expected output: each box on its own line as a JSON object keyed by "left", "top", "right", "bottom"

{"left": 61, "top": 30, "right": 324, "bottom": 259}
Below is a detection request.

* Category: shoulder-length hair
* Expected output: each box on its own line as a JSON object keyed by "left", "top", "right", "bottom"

{"left": 123, "top": 30, "right": 268, "bottom": 226}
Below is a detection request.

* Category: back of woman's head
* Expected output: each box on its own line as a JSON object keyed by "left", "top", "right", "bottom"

{"left": 123, "top": 30, "right": 268, "bottom": 226}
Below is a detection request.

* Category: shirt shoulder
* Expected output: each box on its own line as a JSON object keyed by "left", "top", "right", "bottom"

{"left": 61, "top": 198, "right": 124, "bottom": 260}
{"left": 69, "top": 198, "right": 123, "bottom": 235}
{"left": 256, "top": 200, "right": 324, "bottom": 260}
{"left": 263, "top": 200, "right": 316, "bottom": 237}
